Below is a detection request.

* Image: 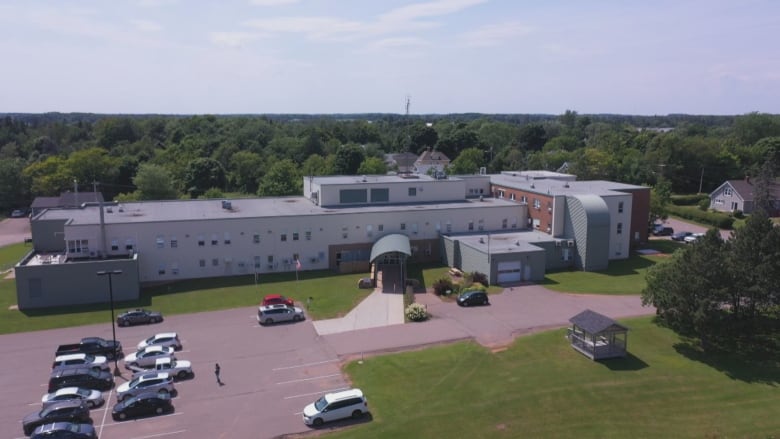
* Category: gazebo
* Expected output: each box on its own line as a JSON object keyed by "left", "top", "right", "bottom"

{"left": 567, "top": 309, "right": 628, "bottom": 360}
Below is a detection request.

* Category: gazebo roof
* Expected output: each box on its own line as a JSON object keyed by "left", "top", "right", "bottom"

{"left": 569, "top": 309, "right": 628, "bottom": 334}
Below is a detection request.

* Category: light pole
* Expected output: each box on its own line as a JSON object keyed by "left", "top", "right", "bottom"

{"left": 97, "top": 269, "right": 123, "bottom": 376}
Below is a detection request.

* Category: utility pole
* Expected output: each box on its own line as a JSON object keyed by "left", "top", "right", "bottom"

{"left": 698, "top": 167, "right": 704, "bottom": 194}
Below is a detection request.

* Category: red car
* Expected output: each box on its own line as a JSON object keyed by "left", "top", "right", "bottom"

{"left": 261, "top": 294, "right": 294, "bottom": 307}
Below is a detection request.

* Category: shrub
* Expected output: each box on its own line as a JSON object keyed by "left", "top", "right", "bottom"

{"left": 666, "top": 205, "right": 735, "bottom": 229}
{"left": 698, "top": 199, "right": 710, "bottom": 211}
{"left": 733, "top": 210, "right": 744, "bottom": 219}
{"left": 405, "top": 303, "right": 429, "bottom": 322}
{"left": 432, "top": 278, "right": 454, "bottom": 296}
{"left": 672, "top": 194, "right": 709, "bottom": 206}
{"left": 470, "top": 271, "right": 489, "bottom": 287}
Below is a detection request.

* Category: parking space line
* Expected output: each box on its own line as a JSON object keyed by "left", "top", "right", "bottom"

{"left": 283, "top": 387, "right": 349, "bottom": 400}
{"left": 130, "top": 429, "right": 187, "bottom": 439}
{"left": 273, "top": 359, "right": 339, "bottom": 371}
{"left": 276, "top": 373, "right": 342, "bottom": 385}
{"left": 99, "top": 412, "right": 183, "bottom": 429}
{"left": 97, "top": 388, "right": 114, "bottom": 438}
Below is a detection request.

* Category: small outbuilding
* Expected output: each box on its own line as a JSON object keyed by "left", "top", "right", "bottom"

{"left": 567, "top": 309, "right": 628, "bottom": 360}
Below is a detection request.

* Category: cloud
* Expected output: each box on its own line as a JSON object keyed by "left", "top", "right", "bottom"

{"left": 209, "top": 31, "right": 264, "bottom": 48}
{"left": 459, "top": 21, "right": 533, "bottom": 47}
{"left": 135, "top": 0, "right": 179, "bottom": 7}
{"left": 380, "top": 0, "right": 487, "bottom": 23}
{"left": 249, "top": 0, "right": 299, "bottom": 5}
{"left": 244, "top": 16, "right": 367, "bottom": 41}
{"left": 130, "top": 19, "right": 162, "bottom": 32}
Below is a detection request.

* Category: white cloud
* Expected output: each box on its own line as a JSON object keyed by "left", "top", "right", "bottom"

{"left": 460, "top": 21, "right": 533, "bottom": 47}
{"left": 135, "top": 0, "right": 179, "bottom": 7}
{"left": 244, "top": 16, "right": 367, "bottom": 41}
{"left": 380, "top": 0, "right": 487, "bottom": 23}
{"left": 209, "top": 31, "right": 263, "bottom": 48}
{"left": 130, "top": 19, "right": 162, "bottom": 32}
{"left": 249, "top": 0, "right": 299, "bottom": 5}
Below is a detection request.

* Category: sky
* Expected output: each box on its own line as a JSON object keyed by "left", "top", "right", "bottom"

{"left": 1, "top": 0, "right": 779, "bottom": 115}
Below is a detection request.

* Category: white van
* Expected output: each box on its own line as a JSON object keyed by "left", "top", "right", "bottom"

{"left": 302, "top": 388, "right": 368, "bottom": 426}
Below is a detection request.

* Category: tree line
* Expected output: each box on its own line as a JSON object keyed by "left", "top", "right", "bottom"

{"left": 1, "top": 111, "right": 779, "bottom": 213}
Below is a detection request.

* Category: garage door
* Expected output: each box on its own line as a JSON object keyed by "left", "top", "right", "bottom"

{"left": 497, "top": 261, "right": 522, "bottom": 284}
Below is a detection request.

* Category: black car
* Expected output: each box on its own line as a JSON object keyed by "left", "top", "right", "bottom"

{"left": 457, "top": 290, "right": 489, "bottom": 307}
{"left": 652, "top": 225, "right": 674, "bottom": 236}
{"left": 22, "top": 401, "right": 92, "bottom": 436}
{"left": 48, "top": 368, "right": 114, "bottom": 393}
{"left": 117, "top": 309, "right": 164, "bottom": 327}
{"left": 31, "top": 422, "right": 97, "bottom": 439}
{"left": 670, "top": 231, "right": 693, "bottom": 241}
{"left": 112, "top": 391, "right": 174, "bottom": 421}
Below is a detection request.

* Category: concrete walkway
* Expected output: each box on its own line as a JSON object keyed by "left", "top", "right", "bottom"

{"left": 312, "top": 289, "right": 405, "bottom": 335}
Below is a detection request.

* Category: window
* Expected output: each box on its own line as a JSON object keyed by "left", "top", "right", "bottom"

{"left": 267, "top": 255, "right": 274, "bottom": 263}
{"left": 339, "top": 189, "right": 368, "bottom": 204}
{"left": 67, "top": 239, "right": 89, "bottom": 254}
{"left": 171, "top": 264, "right": 179, "bottom": 275}
{"left": 520, "top": 195, "right": 527, "bottom": 203}
{"left": 617, "top": 222, "right": 623, "bottom": 234}
{"left": 498, "top": 190, "right": 505, "bottom": 199}
{"left": 170, "top": 237, "right": 178, "bottom": 248}
{"left": 411, "top": 223, "right": 418, "bottom": 234}
{"left": 618, "top": 201, "right": 624, "bottom": 213}
{"left": 510, "top": 193, "right": 516, "bottom": 201}
{"left": 371, "top": 188, "right": 389, "bottom": 202}
{"left": 156, "top": 236, "right": 165, "bottom": 249}
{"left": 378, "top": 224, "right": 384, "bottom": 232}
{"left": 125, "top": 239, "right": 134, "bottom": 251}
{"left": 199, "top": 259, "right": 206, "bottom": 268}
{"left": 211, "top": 234, "right": 218, "bottom": 246}
{"left": 198, "top": 235, "right": 205, "bottom": 246}
{"left": 253, "top": 234, "right": 261, "bottom": 244}
{"left": 724, "top": 187, "right": 733, "bottom": 196}
{"left": 408, "top": 187, "right": 417, "bottom": 196}
{"left": 281, "top": 234, "right": 287, "bottom": 242}
{"left": 224, "top": 232, "right": 231, "bottom": 245}
{"left": 158, "top": 265, "right": 165, "bottom": 275}
{"left": 446, "top": 221, "right": 452, "bottom": 233}
{"left": 533, "top": 198, "right": 541, "bottom": 209}
{"left": 292, "top": 253, "right": 299, "bottom": 263}
{"left": 468, "top": 221, "right": 474, "bottom": 231}
{"left": 292, "top": 232, "right": 299, "bottom": 241}
{"left": 254, "top": 256, "right": 261, "bottom": 268}
{"left": 212, "top": 258, "right": 219, "bottom": 267}
{"left": 111, "top": 240, "right": 118, "bottom": 251}
{"left": 502, "top": 218, "right": 508, "bottom": 229}
{"left": 305, "top": 231, "right": 311, "bottom": 241}
{"left": 400, "top": 223, "right": 406, "bottom": 231}
{"left": 366, "top": 225, "right": 373, "bottom": 237}
{"left": 477, "top": 219, "right": 484, "bottom": 231}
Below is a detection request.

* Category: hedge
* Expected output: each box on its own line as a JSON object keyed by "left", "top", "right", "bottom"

{"left": 671, "top": 194, "right": 710, "bottom": 206}
{"left": 667, "top": 205, "right": 735, "bottom": 229}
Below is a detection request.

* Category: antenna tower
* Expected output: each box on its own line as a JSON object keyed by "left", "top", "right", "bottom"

{"left": 405, "top": 94, "right": 411, "bottom": 116}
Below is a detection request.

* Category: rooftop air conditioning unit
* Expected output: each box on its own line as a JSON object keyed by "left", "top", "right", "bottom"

{"left": 567, "top": 240, "right": 575, "bottom": 247}
{"left": 555, "top": 241, "right": 562, "bottom": 247}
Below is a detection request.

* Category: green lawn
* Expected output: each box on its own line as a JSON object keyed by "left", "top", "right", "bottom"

{"left": 0, "top": 269, "right": 373, "bottom": 335}
{"left": 335, "top": 317, "right": 780, "bottom": 438}
{"left": 0, "top": 242, "right": 31, "bottom": 272}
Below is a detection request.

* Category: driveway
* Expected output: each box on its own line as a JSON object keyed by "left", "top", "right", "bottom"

{"left": 0, "top": 218, "right": 30, "bottom": 247}
{"left": 656, "top": 217, "right": 733, "bottom": 241}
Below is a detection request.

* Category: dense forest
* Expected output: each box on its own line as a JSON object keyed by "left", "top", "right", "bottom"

{"left": 1, "top": 111, "right": 779, "bottom": 214}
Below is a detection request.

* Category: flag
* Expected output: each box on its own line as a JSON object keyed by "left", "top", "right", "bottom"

{"left": 295, "top": 259, "right": 302, "bottom": 270}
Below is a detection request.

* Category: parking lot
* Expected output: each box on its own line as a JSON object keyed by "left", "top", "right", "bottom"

{"left": 2, "top": 307, "right": 349, "bottom": 439}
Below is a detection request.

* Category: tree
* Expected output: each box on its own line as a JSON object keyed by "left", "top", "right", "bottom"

{"left": 65, "top": 147, "right": 120, "bottom": 190}
{"left": 448, "top": 147, "right": 484, "bottom": 175}
{"left": 517, "top": 123, "right": 548, "bottom": 151}
{"left": 229, "top": 151, "right": 264, "bottom": 194}
{"left": 649, "top": 179, "right": 672, "bottom": 224}
{"left": 301, "top": 154, "right": 332, "bottom": 176}
{"left": 333, "top": 144, "right": 365, "bottom": 175}
{"left": 183, "top": 158, "right": 226, "bottom": 198}
{"left": 0, "top": 158, "right": 29, "bottom": 211}
{"left": 409, "top": 124, "right": 438, "bottom": 151}
{"left": 133, "top": 163, "right": 178, "bottom": 200}
{"left": 357, "top": 157, "right": 387, "bottom": 175}
{"left": 23, "top": 156, "right": 71, "bottom": 195}
{"left": 258, "top": 159, "right": 300, "bottom": 196}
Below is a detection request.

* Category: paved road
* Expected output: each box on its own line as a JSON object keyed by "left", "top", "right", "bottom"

{"left": 0, "top": 218, "right": 30, "bottom": 247}
{"left": 656, "top": 217, "right": 733, "bottom": 241}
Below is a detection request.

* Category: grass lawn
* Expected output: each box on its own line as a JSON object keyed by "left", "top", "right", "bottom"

{"left": 336, "top": 317, "right": 780, "bottom": 438}
{"left": 541, "top": 240, "right": 684, "bottom": 295}
{"left": 0, "top": 269, "right": 374, "bottom": 335}
{"left": 0, "top": 242, "right": 31, "bottom": 272}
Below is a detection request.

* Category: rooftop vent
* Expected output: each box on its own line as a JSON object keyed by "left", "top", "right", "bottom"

{"left": 221, "top": 200, "right": 232, "bottom": 210}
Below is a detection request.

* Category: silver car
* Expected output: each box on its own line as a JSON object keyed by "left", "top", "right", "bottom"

{"left": 52, "top": 353, "right": 109, "bottom": 372}
{"left": 116, "top": 372, "right": 175, "bottom": 402}
{"left": 257, "top": 304, "right": 305, "bottom": 325}
{"left": 123, "top": 346, "right": 175, "bottom": 370}
{"left": 136, "top": 332, "right": 182, "bottom": 351}
{"left": 41, "top": 386, "right": 105, "bottom": 409}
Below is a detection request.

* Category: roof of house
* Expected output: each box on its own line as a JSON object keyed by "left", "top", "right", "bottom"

{"left": 718, "top": 179, "right": 780, "bottom": 202}
{"left": 415, "top": 149, "right": 450, "bottom": 165}
{"left": 569, "top": 309, "right": 628, "bottom": 334}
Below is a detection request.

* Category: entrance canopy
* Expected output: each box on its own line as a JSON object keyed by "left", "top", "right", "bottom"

{"left": 370, "top": 233, "right": 411, "bottom": 263}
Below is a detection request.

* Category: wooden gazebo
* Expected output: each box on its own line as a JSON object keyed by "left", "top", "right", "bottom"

{"left": 567, "top": 309, "right": 628, "bottom": 360}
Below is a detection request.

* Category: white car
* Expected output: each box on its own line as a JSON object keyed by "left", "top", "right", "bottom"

{"left": 124, "top": 346, "right": 175, "bottom": 370}
{"left": 137, "top": 332, "right": 182, "bottom": 351}
{"left": 302, "top": 388, "right": 368, "bottom": 426}
{"left": 41, "top": 386, "right": 105, "bottom": 409}
{"left": 132, "top": 357, "right": 193, "bottom": 381}
{"left": 116, "top": 372, "right": 175, "bottom": 402}
{"left": 52, "top": 353, "right": 109, "bottom": 372}
{"left": 684, "top": 232, "right": 705, "bottom": 243}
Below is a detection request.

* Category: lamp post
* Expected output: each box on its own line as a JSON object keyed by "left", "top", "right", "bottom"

{"left": 97, "top": 269, "right": 123, "bottom": 376}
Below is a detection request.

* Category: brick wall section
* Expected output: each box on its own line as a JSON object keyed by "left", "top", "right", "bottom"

{"left": 492, "top": 185, "right": 554, "bottom": 233}
{"left": 619, "top": 187, "right": 650, "bottom": 245}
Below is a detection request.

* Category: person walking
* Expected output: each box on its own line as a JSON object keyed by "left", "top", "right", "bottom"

{"left": 215, "top": 363, "right": 222, "bottom": 385}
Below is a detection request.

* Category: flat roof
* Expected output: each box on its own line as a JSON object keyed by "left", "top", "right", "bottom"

{"left": 490, "top": 175, "right": 647, "bottom": 197}
{"left": 450, "top": 230, "right": 553, "bottom": 254}
{"left": 309, "top": 174, "right": 461, "bottom": 185}
{"left": 36, "top": 196, "right": 519, "bottom": 226}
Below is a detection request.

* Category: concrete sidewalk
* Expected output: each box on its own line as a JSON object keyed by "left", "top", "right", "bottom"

{"left": 312, "top": 289, "right": 405, "bottom": 335}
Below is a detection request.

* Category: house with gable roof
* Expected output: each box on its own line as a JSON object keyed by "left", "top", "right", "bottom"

{"left": 709, "top": 177, "right": 780, "bottom": 215}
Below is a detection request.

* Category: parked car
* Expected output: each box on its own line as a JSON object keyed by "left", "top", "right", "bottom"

{"left": 48, "top": 368, "right": 114, "bottom": 393}
{"left": 55, "top": 337, "right": 123, "bottom": 360}
{"left": 116, "top": 372, "right": 175, "bottom": 402}
{"left": 652, "top": 225, "right": 674, "bottom": 236}
{"left": 11, "top": 209, "right": 26, "bottom": 218}
{"left": 257, "top": 304, "right": 305, "bottom": 325}
{"left": 124, "top": 346, "right": 175, "bottom": 369}
{"left": 684, "top": 232, "right": 705, "bottom": 243}
{"left": 22, "top": 400, "right": 91, "bottom": 436}
{"left": 136, "top": 332, "right": 182, "bottom": 351}
{"left": 261, "top": 294, "right": 295, "bottom": 307}
{"left": 457, "top": 290, "right": 489, "bottom": 307}
{"left": 302, "top": 388, "right": 368, "bottom": 426}
{"left": 117, "top": 309, "right": 163, "bottom": 327}
{"left": 30, "top": 422, "right": 97, "bottom": 439}
{"left": 52, "top": 353, "right": 109, "bottom": 373}
{"left": 112, "top": 391, "right": 174, "bottom": 421}
{"left": 132, "top": 357, "right": 193, "bottom": 381}
{"left": 670, "top": 231, "right": 693, "bottom": 241}
{"left": 41, "top": 387, "right": 104, "bottom": 409}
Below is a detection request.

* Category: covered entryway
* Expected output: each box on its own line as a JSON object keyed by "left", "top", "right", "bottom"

{"left": 497, "top": 261, "right": 522, "bottom": 284}
{"left": 369, "top": 234, "right": 411, "bottom": 294}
